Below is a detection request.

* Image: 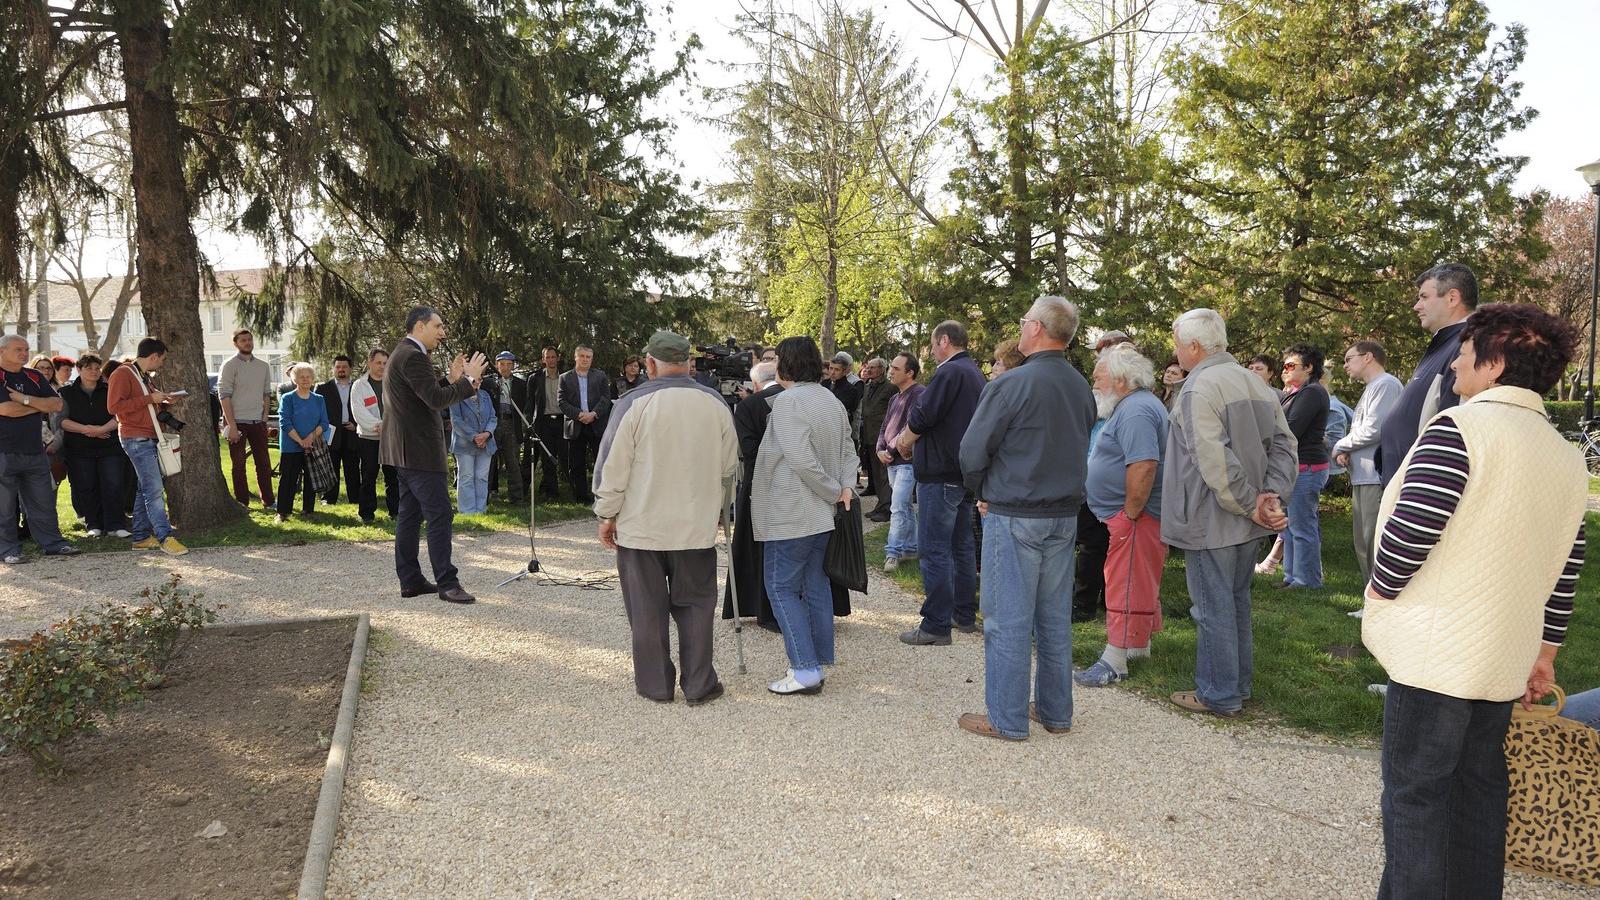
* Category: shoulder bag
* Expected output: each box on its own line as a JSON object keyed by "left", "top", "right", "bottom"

{"left": 132, "top": 366, "right": 182, "bottom": 477}
{"left": 1503, "top": 686, "right": 1600, "bottom": 886}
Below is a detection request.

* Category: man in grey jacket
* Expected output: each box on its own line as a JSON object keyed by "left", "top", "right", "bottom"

{"left": 1333, "top": 340, "right": 1402, "bottom": 584}
{"left": 1161, "top": 309, "right": 1296, "bottom": 718}
{"left": 955, "top": 295, "right": 1096, "bottom": 740}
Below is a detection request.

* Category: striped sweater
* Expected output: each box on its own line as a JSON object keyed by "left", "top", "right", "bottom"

{"left": 1369, "top": 415, "right": 1585, "bottom": 646}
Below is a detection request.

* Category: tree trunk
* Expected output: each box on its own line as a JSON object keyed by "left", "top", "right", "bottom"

{"left": 821, "top": 230, "right": 839, "bottom": 356}
{"left": 120, "top": 5, "right": 244, "bottom": 531}
{"left": 1006, "top": 61, "right": 1032, "bottom": 291}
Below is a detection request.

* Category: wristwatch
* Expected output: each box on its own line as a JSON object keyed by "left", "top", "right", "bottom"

{"left": 20, "top": 395, "right": 30, "bottom": 407}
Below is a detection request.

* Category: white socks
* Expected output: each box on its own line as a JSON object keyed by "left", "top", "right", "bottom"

{"left": 1100, "top": 645, "right": 1129, "bottom": 675}
{"left": 1126, "top": 644, "right": 1150, "bottom": 660}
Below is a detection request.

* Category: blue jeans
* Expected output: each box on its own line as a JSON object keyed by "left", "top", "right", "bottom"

{"left": 120, "top": 438, "right": 173, "bottom": 542}
{"left": 885, "top": 465, "right": 918, "bottom": 558}
{"left": 1281, "top": 467, "right": 1328, "bottom": 588}
{"left": 916, "top": 481, "right": 977, "bottom": 636}
{"left": 0, "top": 451, "right": 69, "bottom": 557}
{"left": 1186, "top": 541, "right": 1257, "bottom": 712}
{"left": 763, "top": 531, "right": 835, "bottom": 670}
{"left": 1561, "top": 688, "right": 1600, "bottom": 729}
{"left": 981, "top": 512, "right": 1077, "bottom": 739}
{"left": 455, "top": 452, "right": 492, "bottom": 513}
{"left": 1379, "top": 681, "right": 1513, "bottom": 898}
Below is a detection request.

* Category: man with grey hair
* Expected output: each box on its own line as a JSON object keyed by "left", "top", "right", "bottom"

{"left": 1094, "top": 331, "right": 1133, "bottom": 354}
{"left": 1, "top": 333, "right": 80, "bottom": 564}
{"left": 723, "top": 356, "right": 784, "bottom": 631}
{"left": 824, "top": 351, "right": 862, "bottom": 426}
{"left": 1162, "top": 308, "right": 1296, "bottom": 717}
{"left": 1072, "top": 330, "right": 1135, "bottom": 622}
{"left": 595, "top": 331, "right": 740, "bottom": 704}
{"left": 857, "top": 356, "right": 894, "bottom": 521}
{"left": 954, "top": 295, "right": 1095, "bottom": 739}
{"left": 1077, "top": 345, "right": 1169, "bottom": 686}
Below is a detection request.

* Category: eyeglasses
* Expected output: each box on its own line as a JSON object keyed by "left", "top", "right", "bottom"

{"left": 1019, "top": 317, "right": 1039, "bottom": 329}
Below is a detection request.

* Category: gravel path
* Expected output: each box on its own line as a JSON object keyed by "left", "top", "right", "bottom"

{"left": 0, "top": 519, "right": 1582, "bottom": 898}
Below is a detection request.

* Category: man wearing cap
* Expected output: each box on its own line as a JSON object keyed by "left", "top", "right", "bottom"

{"left": 485, "top": 351, "right": 528, "bottom": 506}
{"left": 594, "top": 331, "right": 740, "bottom": 705}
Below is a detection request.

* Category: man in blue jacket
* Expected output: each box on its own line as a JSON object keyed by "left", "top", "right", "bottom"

{"left": 1376, "top": 263, "right": 1475, "bottom": 486}
{"left": 895, "top": 320, "right": 986, "bottom": 645}
{"left": 955, "top": 295, "right": 1096, "bottom": 739}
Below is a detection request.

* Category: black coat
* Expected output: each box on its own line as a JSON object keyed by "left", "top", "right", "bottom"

{"left": 530, "top": 369, "right": 561, "bottom": 418}
{"left": 317, "top": 378, "right": 358, "bottom": 447}
{"left": 483, "top": 373, "right": 529, "bottom": 436}
{"left": 558, "top": 369, "right": 613, "bottom": 438}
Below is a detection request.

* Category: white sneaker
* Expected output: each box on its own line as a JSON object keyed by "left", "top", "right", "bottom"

{"left": 883, "top": 556, "right": 899, "bottom": 573}
{"left": 1347, "top": 609, "right": 1364, "bottom": 619}
{"left": 112, "top": 530, "right": 133, "bottom": 539}
{"left": 1368, "top": 683, "right": 1388, "bottom": 696}
{"left": 86, "top": 528, "right": 103, "bottom": 538}
{"left": 768, "top": 670, "right": 824, "bottom": 696}
{"left": 1126, "top": 645, "right": 1151, "bottom": 659}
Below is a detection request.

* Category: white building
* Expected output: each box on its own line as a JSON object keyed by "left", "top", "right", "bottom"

{"left": 0, "top": 267, "right": 301, "bottom": 376}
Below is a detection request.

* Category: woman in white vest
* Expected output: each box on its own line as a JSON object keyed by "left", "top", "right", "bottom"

{"left": 1361, "top": 303, "right": 1586, "bottom": 897}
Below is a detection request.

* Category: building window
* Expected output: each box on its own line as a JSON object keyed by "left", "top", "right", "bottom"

{"left": 128, "top": 312, "right": 144, "bottom": 335}
{"left": 210, "top": 354, "right": 226, "bottom": 372}
{"left": 210, "top": 306, "right": 222, "bottom": 332}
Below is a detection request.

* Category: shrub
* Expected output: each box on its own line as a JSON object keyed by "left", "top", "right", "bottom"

{"left": 0, "top": 574, "right": 220, "bottom": 776}
{"left": 1547, "top": 400, "right": 1585, "bottom": 434}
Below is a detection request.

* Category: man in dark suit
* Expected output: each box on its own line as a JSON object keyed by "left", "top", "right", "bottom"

{"left": 484, "top": 351, "right": 528, "bottom": 505}
{"left": 380, "top": 306, "right": 486, "bottom": 604}
{"left": 316, "top": 354, "right": 362, "bottom": 504}
{"left": 857, "top": 357, "right": 895, "bottom": 520}
{"left": 558, "top": 344, "right": 611, "bottom": 504}
{"left": 528, "top": 345, "right": 566, "bottom": 500}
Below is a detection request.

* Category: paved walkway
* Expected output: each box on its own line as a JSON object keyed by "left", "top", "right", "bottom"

{"left": 0, "top": 520, "right": 1581, "bottom": 898}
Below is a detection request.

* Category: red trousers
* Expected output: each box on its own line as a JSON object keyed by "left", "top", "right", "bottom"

{"left": 1102, "top": 511, "right": 1168, "bottom": 649}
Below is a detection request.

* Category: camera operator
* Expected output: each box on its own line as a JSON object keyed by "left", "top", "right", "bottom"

{"left": 106, "top": 338, "right": 187, "bottom": 556}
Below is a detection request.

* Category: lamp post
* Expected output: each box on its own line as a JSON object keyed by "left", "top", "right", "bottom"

{"left": 1580, "top": 158, "right": 1600, "bottom": 426}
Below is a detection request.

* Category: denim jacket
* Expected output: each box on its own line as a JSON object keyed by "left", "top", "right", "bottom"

{"left": 448, "top": 389, "right": 498, "bottom": 457}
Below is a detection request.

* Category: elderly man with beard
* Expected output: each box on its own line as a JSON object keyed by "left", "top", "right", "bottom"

{"left": 1075, "top": 345, "right": 1170, "bottom": 686}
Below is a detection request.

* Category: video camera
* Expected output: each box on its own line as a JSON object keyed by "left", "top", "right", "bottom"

{"left": 695, "top": 338, "right": 754, "bottom": 402}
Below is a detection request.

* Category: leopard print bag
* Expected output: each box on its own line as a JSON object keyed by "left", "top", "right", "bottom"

{"left": 1503, "top": 686, "right": 1600, "bottom": 886}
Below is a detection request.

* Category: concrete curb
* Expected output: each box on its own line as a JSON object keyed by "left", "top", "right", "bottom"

{"left": 297, "top": 613, "right": 372, "bottom": 900}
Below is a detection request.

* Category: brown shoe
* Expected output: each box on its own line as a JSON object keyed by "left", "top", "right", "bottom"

{"left": 439, "top": 586, "right": 477, "bottom": 605}
{"left": 1170, "top": 690, "right": 1240, "bottom": 718}
{"left": 1028, "top": 702, "right": 1071, "bottom": 734}
{"left": 957, "top": 712, "right": 1025, "bottom": 742}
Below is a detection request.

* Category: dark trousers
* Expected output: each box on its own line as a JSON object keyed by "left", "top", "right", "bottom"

{"left": 228, "top": 421, "right": 276, "bottom": 506}
{"left": 916, "top": 481, "right": 978, "bottom": 636}
{"left": 65, "top": 453, "right": 127, "bottom": 532}
{"left": 490, "top": 420, "right": 524, "bottom": 502}
{"left": 616, "top": 546, "right": 719, "bottom": 701}
{"left": 1379, "top": 681, "right": 1513, "bottom": 899}
{"left": 324, "top": 428, "right": 362, "bottom": 504}
{"left": 531, "top": 415, "right": 565, "bottom": 497}
{"left": 394, "top": 466, "right": 458, "bottom": 590}
{"left": 566, "top": 428, "right": 600, "bottom": 502}
{"left": 355, "top": 437, "right": 396, "bottom": 520}
{"left": 276, "top": 452, "right": 316, "bottom": 517}
{"left": 1072, "top": 505, "right": 1110, "bottom": 620}
{"left": 0, "top": 451, "right": 68, "bottom": 557}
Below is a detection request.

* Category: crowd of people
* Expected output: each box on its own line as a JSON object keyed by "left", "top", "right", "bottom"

{"left": 587, "top": 262, "right": 1592, "bottom": 895}
{"left": 1, "top": 262, "right": 1594, "bottom": 893}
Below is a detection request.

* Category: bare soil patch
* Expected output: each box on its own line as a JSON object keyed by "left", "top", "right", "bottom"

{"left": 0, "top": 619, "right": 356, "bottom": 899}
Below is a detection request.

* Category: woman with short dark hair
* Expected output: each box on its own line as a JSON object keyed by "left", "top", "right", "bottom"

{"left": 1276, "top": 342, "right": 1329, "bottom": 589}
{"left": 60, "top": 354, "right": 129, "bottom": 538}
{"left": 752, "top": 336, "right": 857, "bottom": 695}
{"left": 1364, "top": 303, "right": 1586, "bottom": 894}
{"left": 615, "top": 355, "right": 648, "bottom": 397}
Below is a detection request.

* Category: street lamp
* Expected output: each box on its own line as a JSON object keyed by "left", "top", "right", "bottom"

{"left": 1579, "top": 157, "right": 1600, "bottom": 425}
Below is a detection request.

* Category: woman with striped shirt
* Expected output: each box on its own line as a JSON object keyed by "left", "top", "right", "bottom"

{"left": 1361, "top": 303, "right": 1586, "bottom": 895}
{"left": 752, "top": 336, "right": 858, "bottom": 696}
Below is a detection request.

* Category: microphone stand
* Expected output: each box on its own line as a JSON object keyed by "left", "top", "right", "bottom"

{"left": 496, "top": 382, "right": 563, "bottom": 588}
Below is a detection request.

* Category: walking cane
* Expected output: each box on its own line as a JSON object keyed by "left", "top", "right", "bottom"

{"left": 722, "top": 474, "right": 747, "bottom": 674}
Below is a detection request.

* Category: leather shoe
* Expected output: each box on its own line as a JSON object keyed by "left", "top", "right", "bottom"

{"left": 439, "top": 586, "right": 477, "bottom": 604}
{"left": 952, "top": 621, "right": 980, "bottom": 634}
{"left": 1028, "top": 702, "right": 1071, "bottom": 734}
{"left": 957, "top": 712, "right": 1025, "bottom": 741}
{"left": 866, "top": 510, "right": 891, "bottom": 523}
{"left": 686, "top": 683, "right": 725, "bottom": 707}
{"left": 400, "top": 581, "right": 438, "bottom": 598}
{"left": 899, "top": 627, "right": 951, "bottom": 646}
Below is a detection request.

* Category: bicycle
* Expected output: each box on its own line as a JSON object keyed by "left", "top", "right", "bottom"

{"left": 1563, "top": 423, "right": 1600, "bottom": 477}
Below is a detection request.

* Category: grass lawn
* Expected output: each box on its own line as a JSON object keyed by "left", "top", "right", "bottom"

{"left": 52, "top": 436, "right": 594, "bottom": 551}
{"left": 866, "top": 497, "right": 1600, "bottom": 742}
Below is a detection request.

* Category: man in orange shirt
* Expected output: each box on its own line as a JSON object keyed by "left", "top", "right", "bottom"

{"left": 106, "top": 338, "right": 188, "bottom": 556}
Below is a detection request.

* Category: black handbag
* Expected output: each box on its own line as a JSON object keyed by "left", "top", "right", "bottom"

{"left": 824, "top": 496, "right": 867, "bottom": 592}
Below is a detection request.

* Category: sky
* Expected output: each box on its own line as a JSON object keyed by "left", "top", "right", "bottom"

{"left": 71, "top": 0, "right": 1600, "bottom": 278}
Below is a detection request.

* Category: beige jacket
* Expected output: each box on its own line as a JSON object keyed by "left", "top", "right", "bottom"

{"left": 1362, "top": 387, "right": 1587, "bottom": 701}
{"left": 593, "top": 376, "right": 739, "bottom": 551}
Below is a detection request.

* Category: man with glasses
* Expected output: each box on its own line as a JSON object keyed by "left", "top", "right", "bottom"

{"left": 1333, "top": 341, "right": 1401, "bottom": 585}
